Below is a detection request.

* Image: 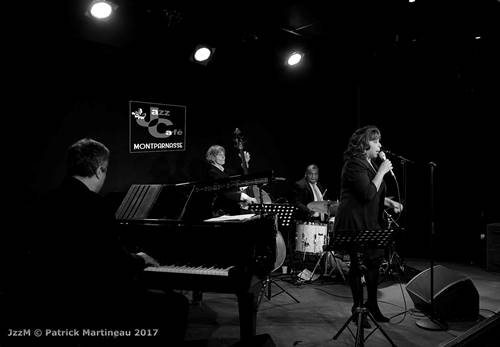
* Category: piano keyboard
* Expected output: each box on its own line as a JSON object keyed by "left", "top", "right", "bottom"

{"left": 144, "top": 264, "right": 235, "bottom": 277}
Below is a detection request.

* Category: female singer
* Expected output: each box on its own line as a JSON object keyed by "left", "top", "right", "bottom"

{"left": 333, "top": 125, "right": 403, "bottom": 327}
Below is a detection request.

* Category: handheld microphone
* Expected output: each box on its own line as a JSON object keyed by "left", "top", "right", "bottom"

{"left": 381, "top": 147, "right": 415, "bottom": 164}
{"left": 379, "top": 151, "right": 395, "bottom": 177}
{"left": 382, "top": 147, "right": 401, "bottom": 157}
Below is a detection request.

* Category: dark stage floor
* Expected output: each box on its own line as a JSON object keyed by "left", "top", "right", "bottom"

{"left": 183, "top": 258, "right": 500, "bottom": 347}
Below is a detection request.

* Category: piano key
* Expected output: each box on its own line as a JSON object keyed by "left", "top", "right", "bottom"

{"left": 144, "top": 264, "right": 235, "bottom": 276}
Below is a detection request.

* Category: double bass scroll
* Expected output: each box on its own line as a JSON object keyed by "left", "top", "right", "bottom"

{"left": 233, "top": 128, "right": 272, "bottom": 204}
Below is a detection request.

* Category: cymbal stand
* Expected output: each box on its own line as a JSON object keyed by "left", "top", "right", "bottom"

{"left": 380, "top": 211, "right": 406, "bottom": 282}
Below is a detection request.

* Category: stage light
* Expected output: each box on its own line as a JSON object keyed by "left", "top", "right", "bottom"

{"left": 194, "top": 47, "right": 211, "bottom": 62}
{"left": 190, "top": 45, "right": 216, "bottom": 65}
{"left": 286, "top": 51, "right": 304, "bottom": 67}
{"left": 89, "top": 1, "right": 116, "bottom": 20}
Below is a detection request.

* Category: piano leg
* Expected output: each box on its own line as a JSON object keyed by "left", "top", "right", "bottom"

{"left": 237, "top": 276, "right": 266, "bottom": 340}
{"left": 237, "top": 291, "right": 257, "bottom": 340}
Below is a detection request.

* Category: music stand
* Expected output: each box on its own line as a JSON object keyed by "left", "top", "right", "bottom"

{"left": 250, "top": 203, "right": 300, "bottom": 304}
{"left": 249, "top": 203, "right": 296, "bottom": 229}
{"left": 329, "top": 229, "right": 397, "bottom": 347}
{"left": 250, "top": 203, "right": 297, "bottom": 265}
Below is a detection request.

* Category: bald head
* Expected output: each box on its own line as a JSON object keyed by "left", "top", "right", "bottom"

{"left": 305, "top": 164, "right": 319, "bottom": 184}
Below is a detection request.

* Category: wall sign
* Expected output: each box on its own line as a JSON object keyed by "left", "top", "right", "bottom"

{"left": 129, "top": 100, "right": 186, "bottom": 153}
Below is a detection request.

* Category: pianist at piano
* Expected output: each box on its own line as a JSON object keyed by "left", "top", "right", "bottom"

{"left": 14, "top": 138, "right": 189, "bottom": 345}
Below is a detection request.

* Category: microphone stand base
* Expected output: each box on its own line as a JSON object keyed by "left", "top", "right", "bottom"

{"left": 416, "top": 317, "right": 448, "bottom": 331}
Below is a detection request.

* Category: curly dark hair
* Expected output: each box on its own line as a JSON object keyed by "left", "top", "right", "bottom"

{"left": 66, "top": 138, "right": 110, "bottom": 178}
{"left": 343, "top": 125, "right": 381, "bottom": 161}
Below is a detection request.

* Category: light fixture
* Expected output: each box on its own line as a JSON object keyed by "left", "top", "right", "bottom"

{"left": 190, "top": 44, "right": 216, "bottom": 65}
{"left": 286, "top": 51, "right": 304, "bottom": 67}
{"left": 88, "top": 1, "right": 117, "bottom": 20}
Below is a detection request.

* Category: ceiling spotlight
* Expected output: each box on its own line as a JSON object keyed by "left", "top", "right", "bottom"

{"left": 89, "top": 1, "right": 116, "bottom": 20}
{"left": 286, "top": 51, "right": 304, "bottom": 67}
{"left": 194, "top": 47, "right": 211, "bottom": 62}
{"left": 190, "top": 45, "right": 216, "bottom": 65}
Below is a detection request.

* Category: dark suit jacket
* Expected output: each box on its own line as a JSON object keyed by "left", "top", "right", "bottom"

{"left": 29, "top": 177, "right": 146, "bottom": 304}
{"left": 19, "top": 177, "right": 189, "bottom": 335}
{"left": 292, "top": 178, "right": 327, "bottom": 222}
{"left": 333, "top": 157, "right": 387, "bottom": 233}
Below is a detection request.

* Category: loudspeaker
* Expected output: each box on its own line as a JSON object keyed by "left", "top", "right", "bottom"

{"left": 486, "top": 223, "right": 500, "bottom": 273}
{"left": 406, "top": 265, "right": 479, "bottom": 321}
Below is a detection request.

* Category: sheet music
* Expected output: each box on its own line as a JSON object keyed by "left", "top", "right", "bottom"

{"left": 204, "top": 213, "right": 256, "bottom": 222}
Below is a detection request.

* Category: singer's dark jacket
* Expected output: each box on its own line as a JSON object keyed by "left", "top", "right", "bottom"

{"left": 333, "top": 156, "right": 387, "bottom": 233}
{"left": 292, "top": 178, "right": 327, "bottom": 222}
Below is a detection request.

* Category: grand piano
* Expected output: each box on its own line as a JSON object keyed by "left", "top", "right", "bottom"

{"left": 115, "top": 172, "right": 278, "bottom": 339}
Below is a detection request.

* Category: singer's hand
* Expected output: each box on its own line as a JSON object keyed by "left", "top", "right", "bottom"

{"left": 379, "top": 159, "right": 393, "bottom": 176}
{"left": 378, "top": 151, "right": 395, "bottom": 177}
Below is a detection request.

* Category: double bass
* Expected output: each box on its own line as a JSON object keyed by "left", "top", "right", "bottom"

{"left": 233, "top": 128, "right": 286, "bottom": 272}
{"left": 233, "top": 128, "right": 272, "bottom": 204}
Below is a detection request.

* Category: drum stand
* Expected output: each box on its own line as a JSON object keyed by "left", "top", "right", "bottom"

{"left": 304, "top": 220, "right": 346, "bottom": 282}
{"left": 307, "top": 246, "right": 346, "bottom": 282}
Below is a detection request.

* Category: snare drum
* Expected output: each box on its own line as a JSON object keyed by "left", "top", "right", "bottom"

{"left": 295, "top": 222, "right": 328, "bottom": 254}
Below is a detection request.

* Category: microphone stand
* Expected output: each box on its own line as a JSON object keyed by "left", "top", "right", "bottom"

{"left": 415, "top": 162, "right": 448, "bottom": 330}
{"left": 384, "top": 149, "right": 413, "bottom": 226}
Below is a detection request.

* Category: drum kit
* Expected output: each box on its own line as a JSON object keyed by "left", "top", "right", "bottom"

{"left": 294, "top": 200, "right": 348, "bottom": 282}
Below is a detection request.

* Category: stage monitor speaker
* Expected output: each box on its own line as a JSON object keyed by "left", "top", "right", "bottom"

{"left": 406, "top": 265, "right": 479, "bottom": 321}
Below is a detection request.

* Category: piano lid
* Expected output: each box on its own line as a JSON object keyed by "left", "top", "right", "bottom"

{"left": 175, "top": 170, "right": 275, "bottom": 192}
{"left": 115, "top": 170, "right": 275, "bottom": 222}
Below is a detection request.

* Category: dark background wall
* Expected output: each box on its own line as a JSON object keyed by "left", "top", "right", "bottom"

{"left": 7, "top": 0, "right": 500, "bottom": 264}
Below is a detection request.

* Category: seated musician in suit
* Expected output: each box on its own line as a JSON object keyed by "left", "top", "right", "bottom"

{"left": 25, "top": 138, "right": 189, "bottom": 345}
{"left": 205, "top": 145, "right": 257, "bottom": 216}
{"left": 292, "top": 164, "right": 329, "bottom": 223}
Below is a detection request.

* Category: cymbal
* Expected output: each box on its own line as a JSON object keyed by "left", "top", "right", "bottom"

{"left": 307, "top": 200, "right": 339, "bottom": 215}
